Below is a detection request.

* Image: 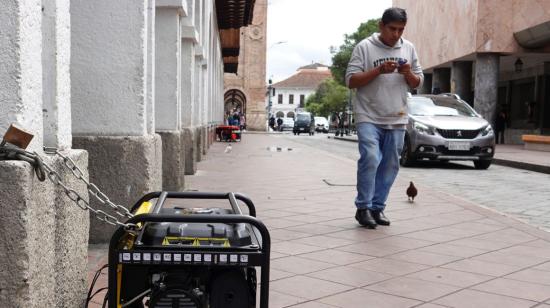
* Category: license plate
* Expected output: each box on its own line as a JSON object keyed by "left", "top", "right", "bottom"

{"left": 448, "top": 141, "right": 470, "bottom": 151}
{"left": 299, "top": 128, "right": 304, "bottom": 131}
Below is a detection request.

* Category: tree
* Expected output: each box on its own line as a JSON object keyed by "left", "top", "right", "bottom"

{"left": 330, "top": 19, "right": 379, "bottom": 86}
{"left": 305, "top": 78, "right": 348, "bottom": 117}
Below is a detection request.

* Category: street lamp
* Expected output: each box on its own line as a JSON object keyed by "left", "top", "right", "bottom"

{"left": 269, "top": 41, "right": 287, "bottom": 49}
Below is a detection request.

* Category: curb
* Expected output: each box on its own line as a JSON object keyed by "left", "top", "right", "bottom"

{"left": 492, "top": 158, "right": 550, "bottom": 175}
{"left": 330, "top": 135, "right": 550, "bottom": 175}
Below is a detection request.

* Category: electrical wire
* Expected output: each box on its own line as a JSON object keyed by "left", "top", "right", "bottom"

{"left": 85, "top": 263, "right": 108, "bottom": 308}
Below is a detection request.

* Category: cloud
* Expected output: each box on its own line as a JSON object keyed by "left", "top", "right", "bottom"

{"left": 267, "top": 0, "right": 392, "bottom": 82}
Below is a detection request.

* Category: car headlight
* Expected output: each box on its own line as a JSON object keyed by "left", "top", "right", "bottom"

{"left": 413, "top": 121, "right": 435, "bottom": 135}
{"left": 481, "top": 125, "right": 493, "bottom": 136}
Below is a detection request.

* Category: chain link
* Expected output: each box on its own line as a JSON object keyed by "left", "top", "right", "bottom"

{"left": 40, "top": 155, "right": 136, "bottom": 230}
{"left": 2, "top": 144, "right": 136, "bottom": 230}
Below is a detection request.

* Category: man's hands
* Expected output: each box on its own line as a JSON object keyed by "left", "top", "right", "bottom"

{"left": 397, "top": 63, "right": 412, "bottom": 75}
{"left": 375, "top": 61, "right": 420, "bottom": 88}
{"left": 378, "top": 61, "right": 398, "bottom": 74}
{"left": 377, "top": 61, "right": 411, "bottom": 75}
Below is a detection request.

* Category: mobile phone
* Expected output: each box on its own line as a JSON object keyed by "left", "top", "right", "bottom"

{"left": 398, "top": 59, "right": 408, "bottom": 66}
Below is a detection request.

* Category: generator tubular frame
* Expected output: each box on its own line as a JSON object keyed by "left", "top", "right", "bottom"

{"left": 108, "top": 191, "right": 270, "bottom": 308}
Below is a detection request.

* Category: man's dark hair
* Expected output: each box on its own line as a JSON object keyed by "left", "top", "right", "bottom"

{"left": 381, "top": 7, "right": 407, "bottom": 24}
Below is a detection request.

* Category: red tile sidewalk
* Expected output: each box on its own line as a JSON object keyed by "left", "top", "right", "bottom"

{"left": 87, "top": 133, "right": 550, "bottom": 308}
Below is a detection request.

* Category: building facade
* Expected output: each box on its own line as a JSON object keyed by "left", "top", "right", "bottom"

{"left": 270, "top": 63, "right": 332, "bottom": 119}
{"left": 395, "top": 0, "right": 550, "bottom": 143}
{"left": 0, "top": 0, "right": 256, "bottom": 306}
{"left": 223, "top": 0, "right": 268, "bottom": 131}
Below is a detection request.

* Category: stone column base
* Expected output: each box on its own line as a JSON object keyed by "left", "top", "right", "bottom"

{"left": 195, "top": 127, "right": 203, "bottom": 162}
{"left": 158, "top": 131, "right": 185, "bottom": 191}
{"left": 182, "top": 128, "right": 197, "bottom": 175}
{"left": 51, "top": 150, "right": 89, "bottom": 308}
{"left": 0, "top": 161, "right": 56, "bottom": 308}
{"left": 0, "top": 149, "right": 89, "bottom": 308}
{"left": 73, "top": 134, "right": 162, "bottom": 243}
{"left": 201, "top": 125, "right": 208, "bottom": 155}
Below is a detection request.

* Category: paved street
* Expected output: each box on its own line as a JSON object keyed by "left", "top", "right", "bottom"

{"left": 88, "top": 132, "right": 550, "bottom": 307}
{"left": 290, "top": 133, "right": 550, "bottom": 232}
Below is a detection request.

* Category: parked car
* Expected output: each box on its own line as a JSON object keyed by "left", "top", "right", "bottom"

{"left": 314, "top": 116, "right": 329, "bottom": 133}
{"left": 401, "top": 94, "right": 495, "bottom": 169}
{"left": 281, "top": 117, "right": 294, "bottom": 131}
{"left": 293, "top": 112, "right": 315, "bottom": 135}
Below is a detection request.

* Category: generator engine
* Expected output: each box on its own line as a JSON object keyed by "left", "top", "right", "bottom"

{"left": 108, "top": 192, "right": 270, "bottom": 308}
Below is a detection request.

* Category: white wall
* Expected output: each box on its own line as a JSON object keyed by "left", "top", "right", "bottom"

{"left": 71, "top": 0, "right": 151, "bottom": 136}
{"left": 271, "top": 87, "right": 314, "bottom": 117}
{"left": 0, "top": 0, "right": 44, "bottom": 152}
{"left": 42, "top": 0, "right": 72, "bottom": 149}
{"left": 155, "top": 7, "right": 182, "bottom": 131}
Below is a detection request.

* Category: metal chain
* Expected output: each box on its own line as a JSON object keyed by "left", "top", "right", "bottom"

{"left": 0, "top": 143, "right": 136, "bottom": 230}
{"left": 42, "top": 147, "right": 136, "bottom": 230}
{"left": 44, "top": 147, "right": 134, "bottom": 219}
{"left": 0, "top": 144, "right": 46, "bottom": 181}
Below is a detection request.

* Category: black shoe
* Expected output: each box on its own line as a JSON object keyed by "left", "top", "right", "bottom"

{"left": 371, "top": 211, "right": 390, "bottom": 226}
{"left": 355, "top": 209, "right": 377, "bottom": 229}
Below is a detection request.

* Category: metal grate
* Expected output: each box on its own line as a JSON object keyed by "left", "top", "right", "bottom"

{"left": 437, "top": 129, "right": 480, "bottom": 139}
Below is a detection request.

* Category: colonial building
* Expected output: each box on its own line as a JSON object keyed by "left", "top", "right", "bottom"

{"left": 395, "top": 0, "right": 550, "bottom": 143}
{"left": 270, "top": 63, "right": 332, "bottom": 119}
{"left": 0, "top": 0, "right": 257, "bottom": 306}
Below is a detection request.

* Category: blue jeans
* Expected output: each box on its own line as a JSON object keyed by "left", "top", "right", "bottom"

{"left": 355, "top": 122, "right": 405, "bottom": 212}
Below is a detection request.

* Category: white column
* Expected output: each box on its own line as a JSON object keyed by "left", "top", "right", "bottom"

{"left": 0, "top": 0, "right": 43, "bottom": 151}
{"left": 181, "top": 24, "right": 198, "bottom": 128}
{"left": 42, "top": 0, "right": 71, "bottom": 150}
{"left": 146, "top": 0, "right": 156, "bottom": 134}
{"left": 71, "top": 0, "right": 151, "bottom": 136}
{"left": 195, "top": 49, "right": 204, "bottom": 127}
{"left": 155, "top": 6, "right": 183, "bottom": 131}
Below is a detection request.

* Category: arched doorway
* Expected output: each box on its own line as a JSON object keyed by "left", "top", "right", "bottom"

{"left": 224, "top": 89, "right": 247, "bottom": 117}
{"left": 287, "top": 111, "right": 295, "bottom": 119}
{"left": 276, "top": 111, "right": 284, "bottom": 118}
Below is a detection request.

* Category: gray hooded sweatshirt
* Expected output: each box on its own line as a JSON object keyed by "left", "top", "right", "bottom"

{"left": 345, "top": 33, "right": 423, "bottom": 126}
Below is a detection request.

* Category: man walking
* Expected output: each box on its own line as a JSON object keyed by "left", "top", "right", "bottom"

{"left": 346, "top": 7, "right": 423, "bottom": 228}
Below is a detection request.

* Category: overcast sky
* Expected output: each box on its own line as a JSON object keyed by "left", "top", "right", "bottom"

{"left": 267, "top": 0, "right": 392, "bottom": 83}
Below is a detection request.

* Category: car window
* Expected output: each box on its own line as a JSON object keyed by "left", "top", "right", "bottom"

{"left": 432, "top": 98, "right": 477, "bottom": 117}
{"left": 409, "top": 97, "right": 477, "bottom": 117}
{"left": 408, "top": 97, "right": 436, "bottom": 116}
{"left": 296, "top": 114, "right": 310, "bottom": 121}
{"left": 314, "top": 117, "right": 327, "bottom": 124}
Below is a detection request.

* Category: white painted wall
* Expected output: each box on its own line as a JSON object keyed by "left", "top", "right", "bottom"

{"left": 71, "top": 0, "right": 151, "bottom": 136}
{"left": 145, "top": 0, "right": 156, "bottom": 135}
{"left": 0, "top": 0, "right": 44, "bottom": 152}
{"left": 270, "top": 87, "right": 314, "bottom": 118}
{"left": 42, "top": 0, "right": 72, "bottom": 150}
{"left": 155, "top": 7, "right": 181, "bottom": 131}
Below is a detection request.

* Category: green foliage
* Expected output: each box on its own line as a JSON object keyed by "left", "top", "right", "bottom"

{"left": 305, "top": 78, "right": 349, "bottom": 117}
{"left": 330, "top": 19, "right": 379, "bottom": 85}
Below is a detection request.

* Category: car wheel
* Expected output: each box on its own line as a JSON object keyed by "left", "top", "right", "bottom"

{"left": 400, "top": 136, "right": 415, "bottom": 167}
{"left": 474, "top": 160, "right": 492, "bottom": 170}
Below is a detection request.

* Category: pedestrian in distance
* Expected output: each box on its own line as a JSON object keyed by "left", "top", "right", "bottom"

{"left": 495, "top": 111, "right": 506, "bottom": 144}
{"left": 346, "top": 7, "right": 423, "bottom": 229}
{"left": 269, "top": 115, "right": 276, "bottom": 131}
{"left": 276, "top": 117, "right": 283, "bottom": 132}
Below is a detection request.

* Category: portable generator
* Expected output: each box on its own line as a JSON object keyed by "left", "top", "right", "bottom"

{"left": 107, "top": 191, "right": 270, "bottom": 308}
